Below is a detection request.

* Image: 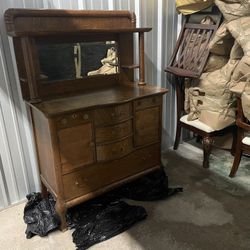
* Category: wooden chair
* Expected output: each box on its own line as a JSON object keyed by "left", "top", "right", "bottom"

{"left": 173, "top": 76, "right": 235, "bottom": 169}
{"left": 165, "top": 8, "right": 236, "bottom": 169}
{"left": 229, "top": 97, "right": 250, "bottom": 177}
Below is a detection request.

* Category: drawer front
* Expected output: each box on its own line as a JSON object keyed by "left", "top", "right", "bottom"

{"left": 94, "top": 103, "right": 132, "bottom": 126}
{"left": 63, "top": 143, "right": 160, "bottom": 200}
{"left": 56, "top": 111, "right": 91, "bottom": 130}
{"left": 134, "top": 95, "right": 162, "bottom": 111}
{"left": 96, "top": 136, "right": 133, "bottom": 162}
{"left": 95, "top": 120, "right": 132, "bottom": 143}
{"left": 135, "top": 107, "right": 160, "bottom": 146}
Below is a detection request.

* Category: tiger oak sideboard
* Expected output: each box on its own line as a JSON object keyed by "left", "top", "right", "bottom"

{"left": 5, "top": 8, "right": 168, "bottom": 230}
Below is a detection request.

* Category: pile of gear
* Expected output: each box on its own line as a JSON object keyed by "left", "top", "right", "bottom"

{"left": 177, "top": 0, "right": 250, "bottom": 130}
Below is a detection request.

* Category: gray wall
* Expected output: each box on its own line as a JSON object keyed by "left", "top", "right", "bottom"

{"left": 0, "top": 0, "right": 178, "bottom": 209}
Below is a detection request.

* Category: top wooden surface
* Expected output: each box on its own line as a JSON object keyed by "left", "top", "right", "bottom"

{"left": 30, "top": 83, "right": 168, "bottom": 117}
{"left": 5, "top": 8, "right": 135, "bottom": 18}
{"left": 4, "top": 8, "right": 147, "bottom": 36}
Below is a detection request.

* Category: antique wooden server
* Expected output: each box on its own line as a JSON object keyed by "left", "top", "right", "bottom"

{"left": 5, "top": 8, "right": 168, "bottom": 230}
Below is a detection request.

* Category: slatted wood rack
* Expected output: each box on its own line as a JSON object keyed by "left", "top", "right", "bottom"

{"left": 166, "top": 8, "right": 222, "bottom": 78}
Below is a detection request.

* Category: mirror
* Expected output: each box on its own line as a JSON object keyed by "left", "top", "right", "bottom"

{"left": 37, "top": 41, "right": 119, "bottom": 82}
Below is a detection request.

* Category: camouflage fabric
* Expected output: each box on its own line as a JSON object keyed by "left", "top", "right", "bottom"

{"left": 242, "top": 83, "right": 250, "bottom": 121}
{"left": 227, "top": 17, "right": 250, "bottom": 120}
{"left": 208, "top": 22, "right": 234, "bottom": 56}
{"left": 183, "top": 2, "right": 250, "bottom": 127}
{"left": 215, "top": 0, "right": 250, "bottom": 21}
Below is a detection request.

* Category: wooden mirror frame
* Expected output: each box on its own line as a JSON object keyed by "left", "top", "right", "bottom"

{"left": 5, "top": 9, "right": 151, "bottom": 103}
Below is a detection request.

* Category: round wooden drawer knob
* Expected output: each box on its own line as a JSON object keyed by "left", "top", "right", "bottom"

{"left": 61, "top": 118, "right": 67, "bottom": 125}
{"left": 72, "top": 113, "right": 78, "bottom": 119}
{"left": 83, "top": 114, "right": 89, "bottom": 120}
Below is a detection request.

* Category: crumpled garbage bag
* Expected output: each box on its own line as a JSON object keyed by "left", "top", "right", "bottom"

{"left": 67, "top": 199, "right": 147, "bottom": 250}
{"left": 23, "top": 169, "right": 183, "bottom": 249}
{"left": 116, "top": 168, "right": 183, "bottom": 201}
{"left": 23, "top": 192, "right": 60, "bottom": 239}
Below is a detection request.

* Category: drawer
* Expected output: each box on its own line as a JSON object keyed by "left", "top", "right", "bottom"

{"left": 56, "top": 111, "right": 91, "bottom": 129}
{"left": 62, "top": 143, "right": 160, "bottom": 200}
{"left": 134, "top": 95, "right": 162, "bottom": 111}
{"left": 94, "top": 103, "right": 132, "bottom": 126}
{"left": 96, "top": 136, "right": 133, "bottom": 161}
{"left": 95, "top": 120, "right": 132, "bottom": 143}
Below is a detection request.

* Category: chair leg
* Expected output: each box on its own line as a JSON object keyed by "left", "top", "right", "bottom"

{"left": 173, "top": 122, "right": 181, "bottom": 150}
{"left": 202, "top": 137, "right": 213, "bottom": 169}
{"left": 230, "top": 126, "right": 237, "bottom": 156}
{"left": 229, "top": 147, "right": 242, "bottom": 177}
{"left": 173, "top": 75, "right": 184, "bottom": 150}
{"left": 230, "top": 126, "right": 244, "bottom": 177}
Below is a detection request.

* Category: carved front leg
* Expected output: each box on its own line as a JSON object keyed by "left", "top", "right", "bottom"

{"left": 55, "top": 199, "right": 67, "bottom": 231}
{"left": 41, "top": 182, "right": 49, "bottom": 199}
{"left": 202, "top": 137, "right": 213, "bottom": 169}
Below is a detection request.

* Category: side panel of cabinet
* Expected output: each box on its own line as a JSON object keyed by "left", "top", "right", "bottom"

{"left": 31, "top": 108, "right": 58, "bottom": 193}
{"left": 57, "top": 123, "right": 95, "bottom": 170}
{"left": 134, "top": 106, "right": 160, "bottom": 146}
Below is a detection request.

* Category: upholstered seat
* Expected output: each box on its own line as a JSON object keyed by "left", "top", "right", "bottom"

{"left": 180, "top": 115, "right": 215, "bottom": 133}
{"left": 242, "top": 136, "right": 250, "bottom": 146}
{"left": 177, "top": 113, "right": 234, "bottom": 169}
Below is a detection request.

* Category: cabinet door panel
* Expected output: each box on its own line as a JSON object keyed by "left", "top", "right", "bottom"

{"left": 135, "top": 107, "right": 160, "bottom": 146}
{"left": 58, "top": 123, "right": 95, "bottom": 168}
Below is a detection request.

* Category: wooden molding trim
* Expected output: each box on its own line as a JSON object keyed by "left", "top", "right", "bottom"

{"left": 5, "top": 8, "right": 137, "bottom": 36}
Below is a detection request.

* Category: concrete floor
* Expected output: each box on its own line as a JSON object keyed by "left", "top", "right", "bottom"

{"left": 1, "top": 143, "right": 250, "bottom": 250}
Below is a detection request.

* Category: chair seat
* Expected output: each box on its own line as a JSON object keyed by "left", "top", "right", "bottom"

{"left": 242, "top": 136, "right": 250, "bottom": 146}
{"left": 180, "top": 115, "right": 215, "bottom": 133}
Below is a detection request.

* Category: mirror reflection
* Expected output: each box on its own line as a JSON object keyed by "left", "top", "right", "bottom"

{"left": 38, "top": 41, "right": 119, "bottom": 81}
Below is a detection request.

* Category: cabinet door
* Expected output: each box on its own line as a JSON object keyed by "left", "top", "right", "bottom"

{"left": 135, "top": 107, "right": 160, "bottom": 146}
{"left": 58, "top": 123, "right": 95, "bottom": 168}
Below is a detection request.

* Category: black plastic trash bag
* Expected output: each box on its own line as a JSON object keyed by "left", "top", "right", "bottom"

{"left": 67, "top": 199, "right": 147, "bottom": 250}
{"left": 23, "top": 192, "right": 60, "bottom": 239}
{"left": 23, "top": 168, "right": 182, "bottom": 249}
{"left": 116, "top": 168, "right": 183, "bottom": 201}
